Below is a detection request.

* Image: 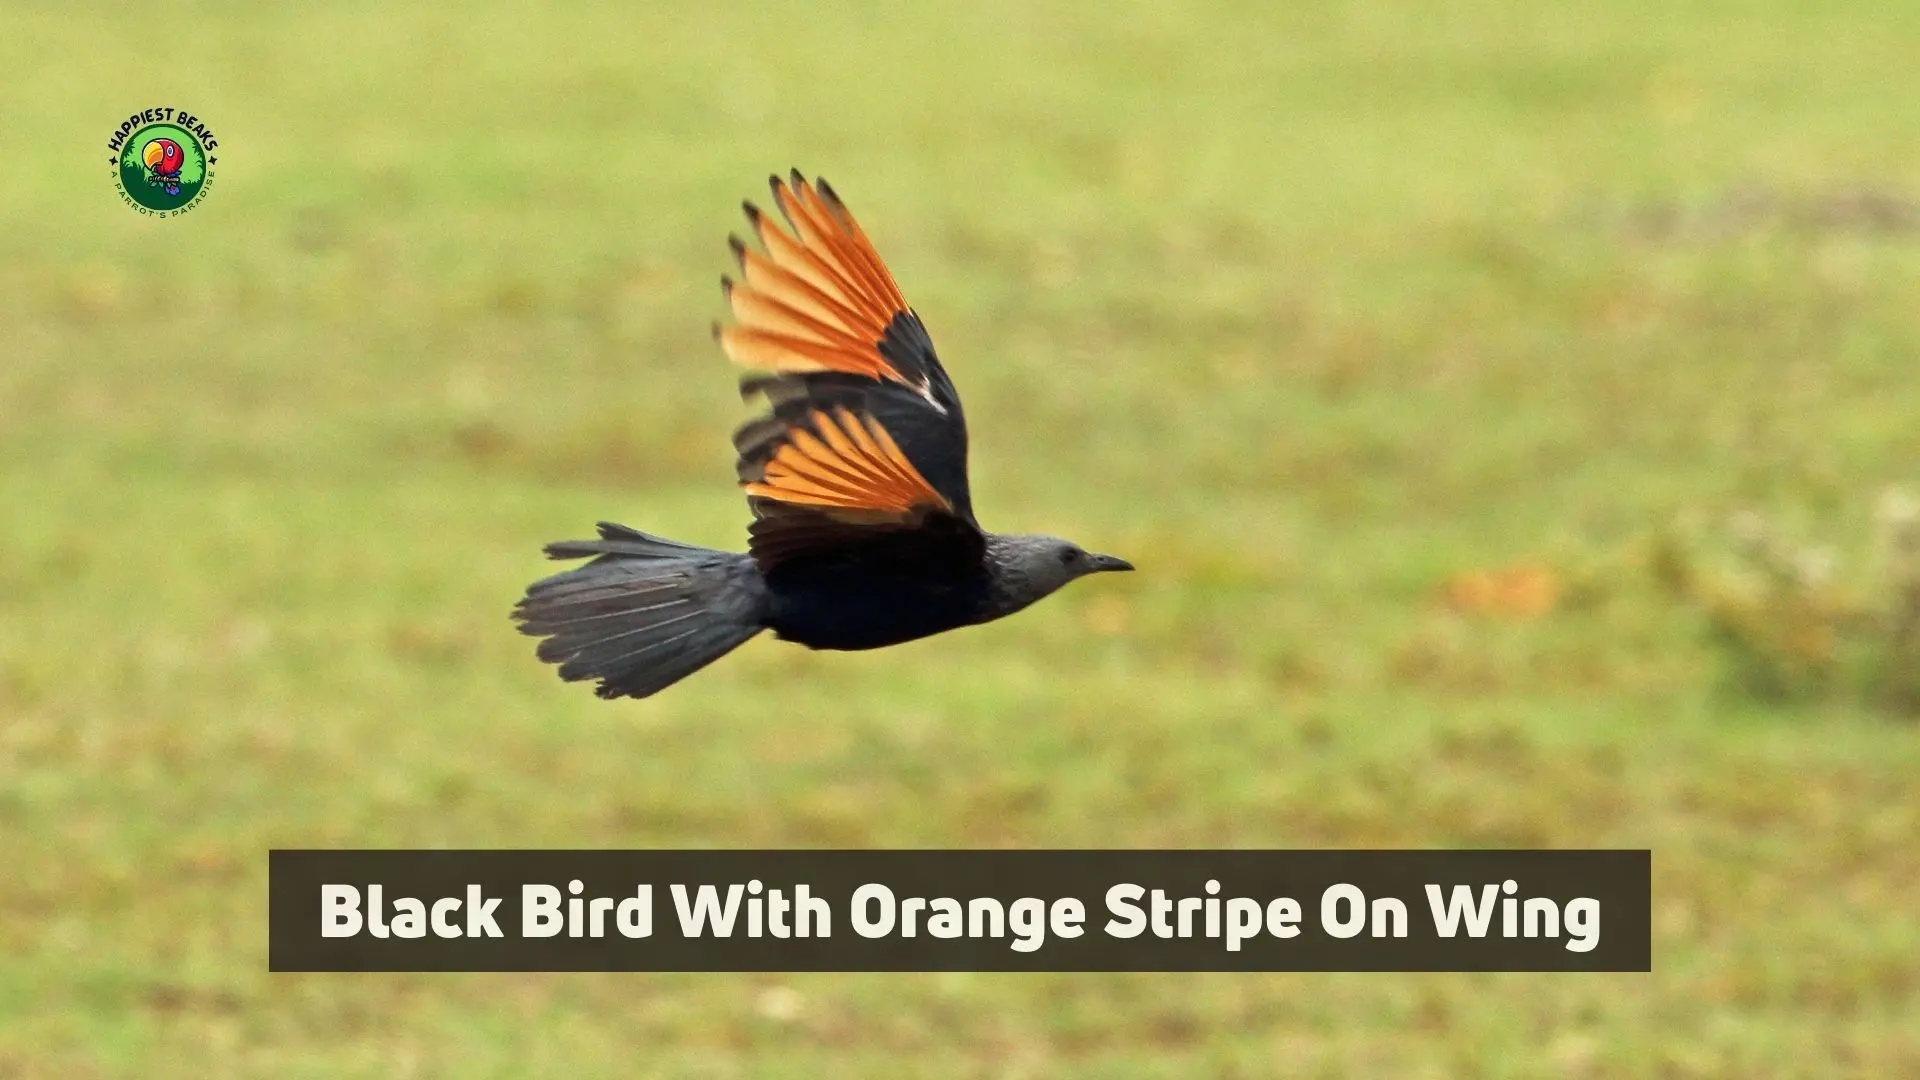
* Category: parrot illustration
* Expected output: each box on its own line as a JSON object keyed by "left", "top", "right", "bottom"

{"left": 143, "top": 137, "right": 185, "bottom": 196}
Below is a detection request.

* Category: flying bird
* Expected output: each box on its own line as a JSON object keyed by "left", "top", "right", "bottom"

{"left": 513, "top": 171, "right": 1132, "bottom": 699}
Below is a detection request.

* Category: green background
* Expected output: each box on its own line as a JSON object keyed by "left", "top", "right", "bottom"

{"left": 4, "top": 1, "right": 1919, "bottom": 1076}
{"left": 116, "top": 122, "right": 206, "bottom": 210}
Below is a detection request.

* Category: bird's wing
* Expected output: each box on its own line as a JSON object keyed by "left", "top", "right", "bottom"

{"left": 733, "top": 386, "right": 985, "bottom": 573}
{"left": 717, "top": 172, "right": 981, "bottom": 573}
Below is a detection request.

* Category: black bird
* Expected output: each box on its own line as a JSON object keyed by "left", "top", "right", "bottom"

{"left": 513, "top": 172, "right": 1132, "bottom": 699}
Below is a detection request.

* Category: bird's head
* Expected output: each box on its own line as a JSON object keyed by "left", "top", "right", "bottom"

{"left": 987, "top": 533, "right": 1133, "bottom": 611}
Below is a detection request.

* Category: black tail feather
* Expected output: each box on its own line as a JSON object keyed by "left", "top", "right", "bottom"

{"left": 542, "top": 521, "right": 715, "bottom": 562}
{"left": 515, "top": 525, "right": 766, "bottom": 699}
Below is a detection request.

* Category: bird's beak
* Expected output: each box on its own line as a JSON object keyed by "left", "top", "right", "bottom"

{"left": 1088, "top": 553, "right": 1134, "bottom": 573}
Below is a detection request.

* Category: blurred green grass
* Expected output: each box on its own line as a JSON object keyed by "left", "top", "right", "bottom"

{"left": 4, "top": 1, "right": 1920, "bottom": 1076}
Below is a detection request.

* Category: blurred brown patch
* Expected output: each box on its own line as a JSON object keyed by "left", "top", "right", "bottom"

{"left": 451, "top": 419, "right": 515, "bottom": 461}
{"left": 145, "top": 982, "right": 243, "bottom": 1016}
{"left": 1438, "top": 564, "right": 1560, "bottom": 618}
{"left": 173, "top": 844, "right": 238, "bottom": 879}
{"left": 1599, "top": 184, "right": 1920, "bottom": 243}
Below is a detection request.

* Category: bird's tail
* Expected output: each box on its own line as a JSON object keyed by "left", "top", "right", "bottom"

{"left": 513, "top": 522, "right": 767, "bottom": 699}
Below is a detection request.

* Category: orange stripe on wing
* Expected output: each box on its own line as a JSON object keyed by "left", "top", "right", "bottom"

{"left": 717, "top": 325, "right": 881, "bottom": 379}
{"left": 749, "top": 202, "right": 888, "bottom": 327}
{"left": 775, "top": 176, "right": 900, "bottom": 319}
{"left": 732, "top": 239, "right": 870, "bottom": 331}
{"left": 742, "top": 408, "right": 952, "bottom": 520}
{"left": 717, "top": 174, "right": 929, "bottom": 394}
{"left": 810, "top": 177, "right": 908, "bottom": 311}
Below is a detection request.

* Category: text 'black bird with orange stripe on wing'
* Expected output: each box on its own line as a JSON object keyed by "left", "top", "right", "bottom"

{"left": 513, "top": 172, "right": 1132, "bottom": 699}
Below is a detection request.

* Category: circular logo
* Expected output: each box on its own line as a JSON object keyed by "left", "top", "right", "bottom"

{"left": 108, "top": 107, "right": 218, "bottom": 216}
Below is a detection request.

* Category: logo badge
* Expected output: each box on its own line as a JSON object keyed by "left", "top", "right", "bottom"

{"left": 108, "top": 107, "right": 218, "bottom": 216}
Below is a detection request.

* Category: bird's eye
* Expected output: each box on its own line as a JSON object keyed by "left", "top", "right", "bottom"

{"left": 1059, "top": 548, "right": 1078, "bottom": 565}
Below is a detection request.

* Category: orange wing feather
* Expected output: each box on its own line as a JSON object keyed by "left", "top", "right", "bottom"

{"left": 716, "top": 173, "right": 927, "bottom": 392}
{"left": 742, "top": 406, "right": 952, "bottom": 522}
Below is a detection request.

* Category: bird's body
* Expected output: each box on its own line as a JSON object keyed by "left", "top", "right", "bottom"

{"left": 765, "top": 558, "right": 990, "bottom": 651}
{"left": 515, "top": 172, "right": 1130, "bottom": 699}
